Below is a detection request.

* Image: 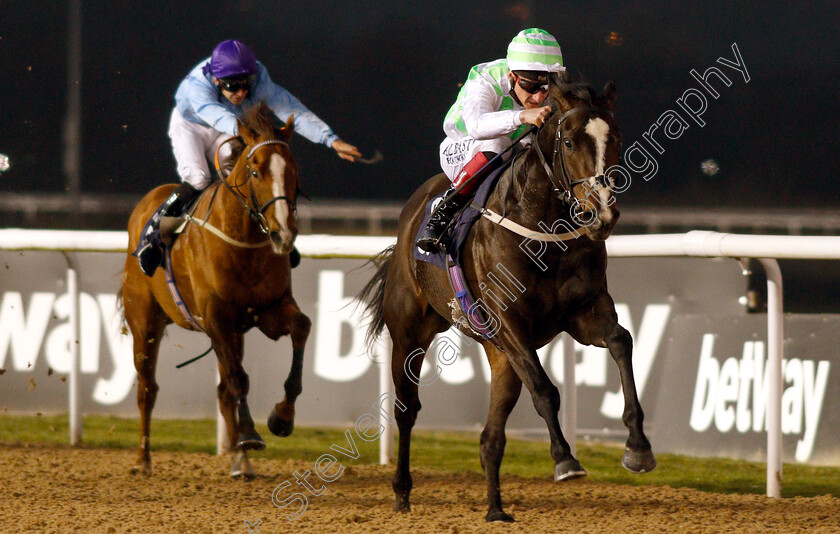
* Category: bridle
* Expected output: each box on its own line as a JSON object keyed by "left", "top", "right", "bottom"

{"left": 533, "top": 104, "right": 614, "bottom": 206}
{"left": 215, "top": 138, "right": 298, "bottom": 235}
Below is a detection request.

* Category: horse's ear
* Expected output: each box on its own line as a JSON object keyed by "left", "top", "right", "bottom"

{"left": 281, "top": 114, "right": 295, "bottom": 140}
{"left": 602, "top": 81, "right": 617, "bottom": 111}
{"left": 238, "top": 118, "right": 257, "bottom": 144}
{"left": 551, "top": 87, "right": 574, "bottom": 113}
{"left": 548, "top": 72, "right": 574, "bottom": 112}
{"left": 550, "top": 71, "right": 570, "bottom": 86}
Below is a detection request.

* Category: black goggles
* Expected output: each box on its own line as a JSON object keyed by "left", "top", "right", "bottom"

{"left": 218, "top": 75, "right": 256, "bottom": 93}
{"left": 516, "top": 75, "right": 549, "bottom": 94}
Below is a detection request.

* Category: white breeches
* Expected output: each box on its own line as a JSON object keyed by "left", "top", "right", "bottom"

{"left": 168, "top": 108, "right": 236, "bottom": 190}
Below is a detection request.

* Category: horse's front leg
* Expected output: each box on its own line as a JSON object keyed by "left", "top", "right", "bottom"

{"left": 204, "top": 305, "right": 264, "bottom": 451}
{"left": 501, "top": 334, "right": 586, "bottom": 482}
{"left": 607, "top": 323, "right": 657, "bottom": 472}
{"left": 569, "top": 292, "right": 656, "bottom": 473}
{"left": 257, "top": 296, "right": 312, "bottom": 437}
{"left": 216, "top": 362, "right": 256, "bottom": 478}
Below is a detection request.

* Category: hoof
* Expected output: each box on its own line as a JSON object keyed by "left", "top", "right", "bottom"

{"left": 237, "top": 431, "right": 266, "bottom": 451}
{"left": 129, "top": 463, "right": 151, "bottom": 476}
{"left": 393, "top": 501, "right": 411, "bottom": 514}
{"left": 554, "top": 458, "right": 587, "bottom": 482}
{"left": 267, "top": 411, "right": 294, "bottom": 437}
{"left": 485, "top": 510, "right": 515, "bottom": 522}
{"left": 622, "top": 448, "right": 657, "bottom": 473}
{"left": 231, "top": 450, "right": 256, "bottom": 479}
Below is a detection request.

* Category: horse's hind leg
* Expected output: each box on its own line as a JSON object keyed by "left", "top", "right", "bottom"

{"left": 390, "top": 338, "right": 424, "bottom": 513}
{"left": 124, "top": 292, "right": 165, "bottom": 475}
{"left": 262, "top": 297, "right": 312, "bottom": 437}
{"left": 480, "top": 344, "right": 522, "bottom": 522}
{"left": 389, "top": 313, "right": 446, "bottom": 513}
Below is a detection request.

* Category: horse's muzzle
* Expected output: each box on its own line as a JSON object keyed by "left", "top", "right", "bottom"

{"left": 269, "top": 230, "right": 296, "bottom": 254}
{"left": 586, "top": 207, "right": 620, "bottom": 241}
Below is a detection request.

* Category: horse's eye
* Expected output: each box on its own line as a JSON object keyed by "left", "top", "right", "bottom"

{"left": 563, "top": 138, "right": 572, "bottom": 149}
{"left": 251, "top": 170, "right": 259, "bottom": 178}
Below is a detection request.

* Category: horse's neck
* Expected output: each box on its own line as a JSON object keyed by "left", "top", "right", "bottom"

{"left": 490, "top": 147, "right": 573, "bottom": 231}
{"left": 207, "top": 170, "right": 260, "bottom": 239}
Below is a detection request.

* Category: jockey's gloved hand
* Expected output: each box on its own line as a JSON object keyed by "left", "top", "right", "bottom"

{"left": 332, "top": 139, "right": 362, "bottom": 161}
{"left": 519, "top": 106, "right": 552, "bottom": 127}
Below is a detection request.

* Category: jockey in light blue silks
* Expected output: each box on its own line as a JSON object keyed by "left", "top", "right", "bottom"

{"left": 416, "top": 28, "right": 567, "bottom": 253}
{"left": 136, "top": 39, "right": 360, "bottom": 276}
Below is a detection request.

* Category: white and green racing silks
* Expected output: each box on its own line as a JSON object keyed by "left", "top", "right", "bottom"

{"left": 443, "top": 59, "right": 527, "bottom": 141}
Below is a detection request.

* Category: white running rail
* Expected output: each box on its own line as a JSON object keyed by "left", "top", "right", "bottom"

{"left": 3, "top": 229, "right": 840, "bottom": 498}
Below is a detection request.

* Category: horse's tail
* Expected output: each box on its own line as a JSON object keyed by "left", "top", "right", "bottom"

{"left": 357, "top": 244, "right": 395, "bottom": 356}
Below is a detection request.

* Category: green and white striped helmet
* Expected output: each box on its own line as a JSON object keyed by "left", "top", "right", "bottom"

{"left": 506, "top": 28, "right": 565, "bottom": 73}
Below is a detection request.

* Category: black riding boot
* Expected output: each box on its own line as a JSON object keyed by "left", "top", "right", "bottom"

{"left": 415, "top": 186, "right": 470, "bottom": 253}
{"left": 136, "top": 182, "right": 199, "bottom": 276}
{"left": 416, "top": 150, "right": 502, "bottom": 254}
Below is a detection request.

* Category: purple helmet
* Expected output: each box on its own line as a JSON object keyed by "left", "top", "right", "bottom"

{"left": 205, "top": 39, "right": 258, "bottom": 79}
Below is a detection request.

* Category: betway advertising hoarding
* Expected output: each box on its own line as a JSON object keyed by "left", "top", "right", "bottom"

{"left": 0, "top": 250, "right": 836, "bottom": 466}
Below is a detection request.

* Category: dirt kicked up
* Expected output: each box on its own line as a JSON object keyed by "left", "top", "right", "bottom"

{"left": 1, "top": 444, "right": 838, "bottom": 534}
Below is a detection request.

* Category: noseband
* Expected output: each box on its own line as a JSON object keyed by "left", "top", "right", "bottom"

{"left": 221, "top": 138, "right": 297, "bottom": 235}
{"left": 533, "top": 106, "right": 614, "bottom": 205}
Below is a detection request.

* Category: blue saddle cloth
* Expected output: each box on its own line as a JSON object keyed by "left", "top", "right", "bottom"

{"left": 413, "top": 160, "right": 511, "bottom": 270}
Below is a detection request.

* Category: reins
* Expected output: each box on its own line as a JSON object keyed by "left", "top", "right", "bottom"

{"left": 216, "top": 138, "right": 297, "bottom": 235}
{"left": 535, "top": 104, "right": 613, "bottom": 205}
{"left": 177, "top": 136, "right": 298, "bottom": 248}
{"left": 479, "top": 102, "right": 615, "bottom": 243}
{"left": 170, "top": 136, "right": 296, "bottom": 368}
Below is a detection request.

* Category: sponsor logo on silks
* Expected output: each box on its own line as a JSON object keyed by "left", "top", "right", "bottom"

{"left": 441, "top": 138, "right": 475, "bottom": 157}
{"left": 689, "top": 334, "right": 830, "bottom": 462}
{"left": 0, "top": 291, "right": 134, "bottom": 405}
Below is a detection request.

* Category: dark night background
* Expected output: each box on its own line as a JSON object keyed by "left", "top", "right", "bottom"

{"left": 1, "top": 1, "right": 839, "bottom": 207}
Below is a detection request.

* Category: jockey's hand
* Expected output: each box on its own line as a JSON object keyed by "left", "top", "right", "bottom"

{"left": 519, "top": 106, "right": 552, "bottom": 128}
{"left": 332, "top": 139, "right": 362, "bottom": 162}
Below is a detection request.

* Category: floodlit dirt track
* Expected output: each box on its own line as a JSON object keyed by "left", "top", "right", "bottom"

{"left": 2, "top": 444, "right": 839, "bottom": 533}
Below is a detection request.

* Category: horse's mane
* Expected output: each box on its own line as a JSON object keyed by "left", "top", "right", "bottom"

{"left": 554, "top": 81, "right": 597, "bottom": 106}
{"left": 229, "top": 101, "right": 278, "bottom": 161}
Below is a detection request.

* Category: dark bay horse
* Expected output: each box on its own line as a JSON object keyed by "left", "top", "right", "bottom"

{"left": 121, "top": 102, "right": 311, "bottom": 478}
{"left": 360, "top": 81, "right": 656, "bottom": 521}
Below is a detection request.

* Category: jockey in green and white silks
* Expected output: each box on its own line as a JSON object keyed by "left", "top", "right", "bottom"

{"left": 440, "top": 59, "right": 533, "bottom": 179}
{"left": 439, "top": 28, "right": 566, "bottom": 181}
{"left": 417, "top": 28, "right": 567, "bottom": 254}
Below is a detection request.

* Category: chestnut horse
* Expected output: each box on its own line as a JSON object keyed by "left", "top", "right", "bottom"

{"left": 121, "top": 102, "right": 311, "bottom": 477}
{"left": 360, "top": 81, "right": 656, "bottom": 521}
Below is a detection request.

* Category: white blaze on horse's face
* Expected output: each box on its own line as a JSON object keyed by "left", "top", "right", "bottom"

{"left": 584, "top": 116, "right": 614, "bottom": 225}
{"left": 269, "top": 152, "right": 296, "bottom": 254}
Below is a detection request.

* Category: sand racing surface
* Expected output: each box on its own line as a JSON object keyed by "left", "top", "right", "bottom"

{"left": 2, "top": 444, "right": 839, "bottom": 533}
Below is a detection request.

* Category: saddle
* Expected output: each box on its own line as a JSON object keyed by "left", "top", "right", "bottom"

{"left": 413, "top": 161, "right": 512, "bottom": 344}
{"left": 413, "top": 160, "right": 511, "bottom": 269}
{"left": 132, "top": 188, "right": 208, "bottom": 261}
